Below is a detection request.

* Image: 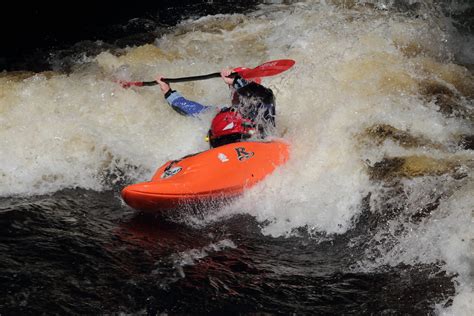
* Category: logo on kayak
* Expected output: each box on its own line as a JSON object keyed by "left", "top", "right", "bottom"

{"left": 235, "top": 147, "right": 254, "bottom": 161}
{"left": 161, "top": 166, "right": 182, "bottom": 179}
{"left": 218, "top": 153, "right": 229, "bottom": 162}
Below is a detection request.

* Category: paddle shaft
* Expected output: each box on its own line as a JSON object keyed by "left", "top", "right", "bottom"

{"left": 139, "top": 72, "right": 236, "bottom": 86}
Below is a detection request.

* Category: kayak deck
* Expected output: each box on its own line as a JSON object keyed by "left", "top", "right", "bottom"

{"left": 121, "top": 140, "right": 289, "bottom": 212}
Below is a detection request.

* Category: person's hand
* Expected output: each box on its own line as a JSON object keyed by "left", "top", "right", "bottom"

{"left": 221, "top": 68, "right": 234, "bottom": 85}
{"left": 156, "top": 75, "right": 171, "bottom": 94}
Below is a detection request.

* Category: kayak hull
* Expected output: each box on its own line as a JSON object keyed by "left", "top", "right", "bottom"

{"left": 121, "top": 140, "right": 289, "bottom": 212}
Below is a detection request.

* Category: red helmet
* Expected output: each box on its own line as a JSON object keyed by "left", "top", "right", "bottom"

{"left": 208, "top": 109, "right": 255, "bottom": 147}
{"left": 210, "top": 109, "right": 255, "bottom": 138}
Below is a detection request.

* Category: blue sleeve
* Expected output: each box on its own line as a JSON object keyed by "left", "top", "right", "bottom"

{"left": 165, "top": 91, "right": 212, "bottom": 116}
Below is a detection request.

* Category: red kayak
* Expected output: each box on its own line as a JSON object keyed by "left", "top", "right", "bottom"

{"left": 121, "top": 140, "right": 290, "bottom": 212}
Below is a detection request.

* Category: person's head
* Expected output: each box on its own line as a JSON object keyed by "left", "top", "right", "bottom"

{"left": 208, "top": 108, "right": 255, "bottom": 148}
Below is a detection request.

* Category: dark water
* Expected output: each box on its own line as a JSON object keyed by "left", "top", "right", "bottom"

{"left": 0, "top": 0, "right": 261, "bottom": 72}
{"left": 0, "top": 189, "right": 455, "bottom": 314}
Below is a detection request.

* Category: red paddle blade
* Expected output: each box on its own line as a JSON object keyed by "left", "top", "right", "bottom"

{"left": 117, "top": 80, "right": 144, "bottom": 88}
{"left": 238, "top": 59, "right": 295, "bottom": 79}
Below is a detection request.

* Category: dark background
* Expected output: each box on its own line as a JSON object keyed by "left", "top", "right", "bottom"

{"left": 0, "top": 1, "right": 261, "bottom": 71}
{"left": 2, "top": 1, "right": 472, "bottom": 72}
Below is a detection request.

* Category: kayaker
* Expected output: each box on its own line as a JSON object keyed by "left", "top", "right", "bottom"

{"left": 155, "top": 69, "right": 275, "bottom": 148}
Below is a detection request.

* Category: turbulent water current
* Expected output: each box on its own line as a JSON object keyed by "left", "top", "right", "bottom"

{"left": 1, "top": 1, "right": 473, "bottom": 314}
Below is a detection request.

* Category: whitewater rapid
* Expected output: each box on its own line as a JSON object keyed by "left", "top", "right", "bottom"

{"left": 0, "top": 1, "right": 472, "bottom": 313}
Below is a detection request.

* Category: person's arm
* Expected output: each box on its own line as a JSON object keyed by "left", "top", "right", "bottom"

{"left": 156, "top": 76, "right": 212, "bottom": 116}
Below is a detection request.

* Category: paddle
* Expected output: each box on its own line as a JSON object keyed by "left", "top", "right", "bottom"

{"left": 118, "top": 59, "right": 295, "bottom": 88}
